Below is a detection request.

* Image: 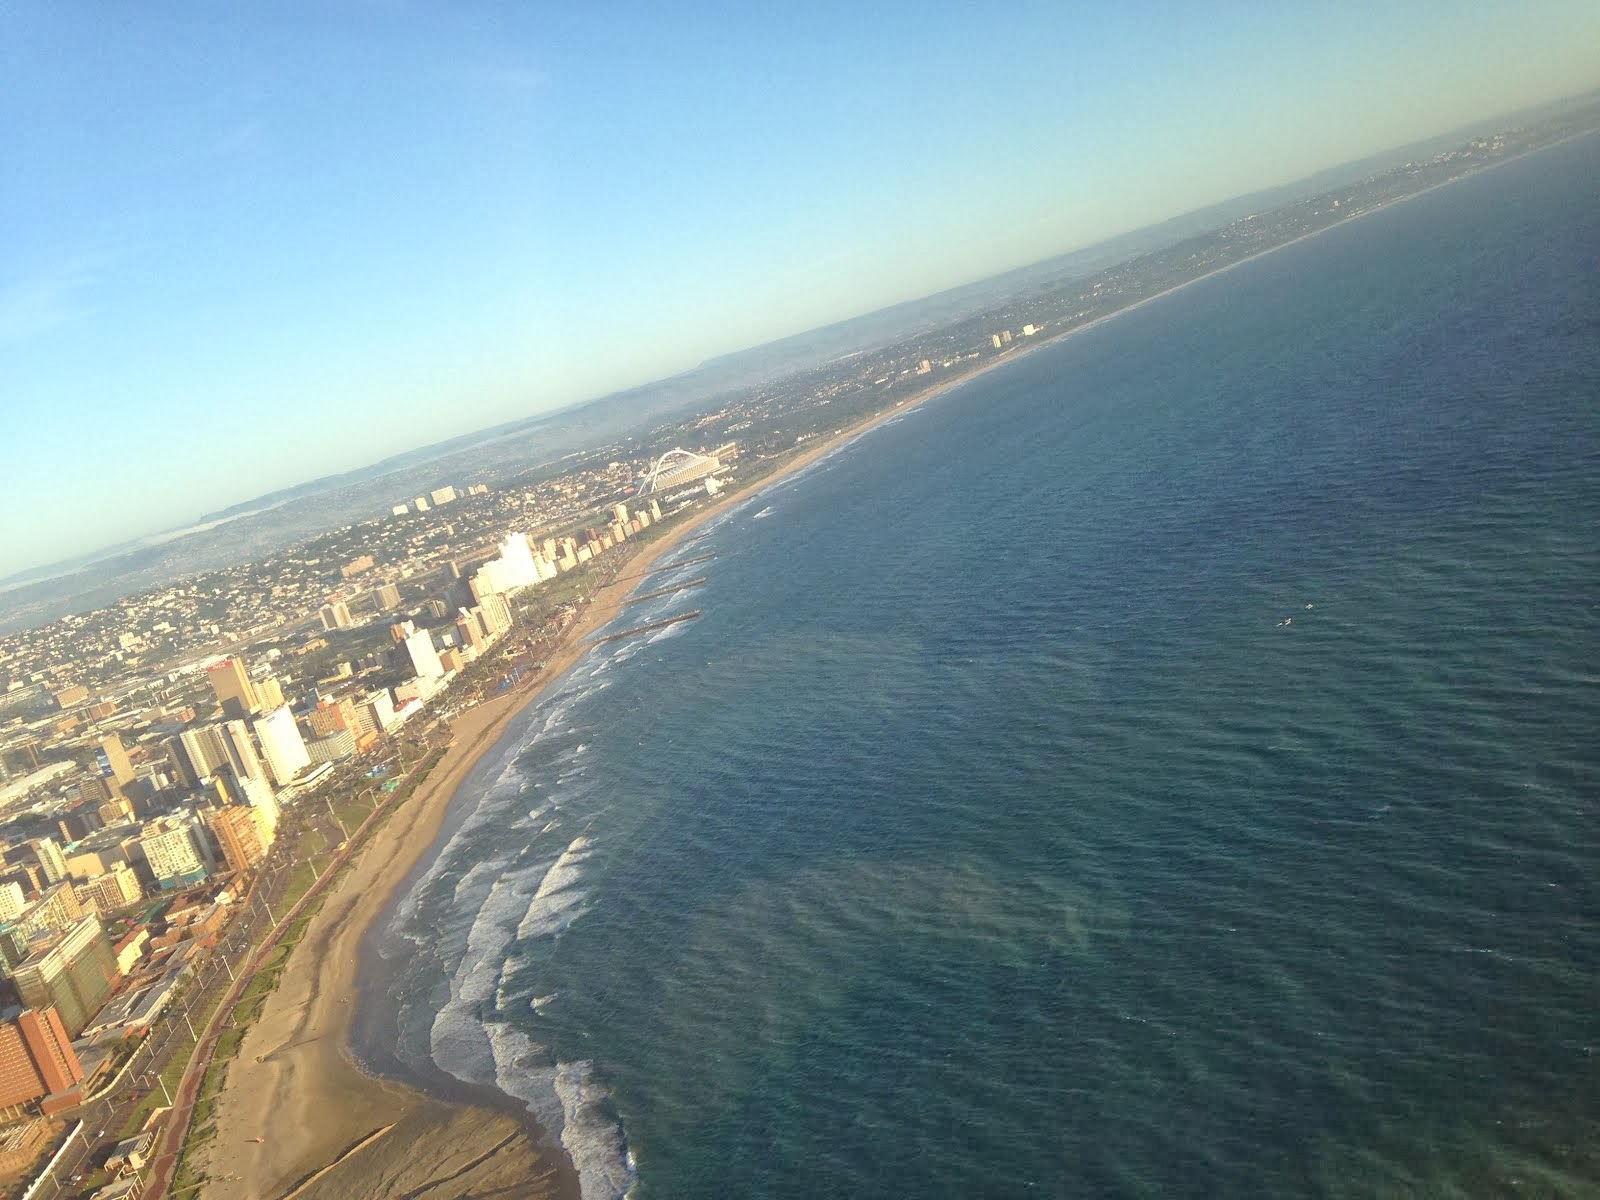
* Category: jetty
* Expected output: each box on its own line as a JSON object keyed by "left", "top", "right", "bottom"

{"left": 607, "top": 551, "right": 715, "bottom": 585}
{"left": 586, "top": 610, "right": 702, "bottom": 646}
{"left": 622, "top": 577, "right": 707, "bottom": 607}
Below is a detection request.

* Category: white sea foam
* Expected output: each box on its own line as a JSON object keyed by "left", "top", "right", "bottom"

{"left": 517, "top": 835, "right": 594, "bottom": 940}
{"left": 553, "top": 1059, "right": 639, "bottom": 1200}
{"left": 645, "top": 620, "right": 688, "bottom": 646}
{"left": 429, "top": 1003, "right": 498, "bottom": 1086}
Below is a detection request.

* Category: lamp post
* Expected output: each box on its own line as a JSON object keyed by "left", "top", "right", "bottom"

{"left": 145, "top": 1072, "right": 173, "bottom": 1106}
{"left": 323, "top": 792, "right": 348, "bottom": 841}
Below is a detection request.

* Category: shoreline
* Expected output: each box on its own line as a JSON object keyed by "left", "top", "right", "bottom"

{"left": 191, "top": 144, "right": 1547, "bottom": 1198}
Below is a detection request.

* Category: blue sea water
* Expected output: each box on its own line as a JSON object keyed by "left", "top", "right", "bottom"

{"left": 367, "top": 133, "right": 1600, "bottom": 1198}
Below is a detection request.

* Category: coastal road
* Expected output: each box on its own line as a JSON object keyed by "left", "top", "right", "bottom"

{"left": 141, "top": 755, "right": 431, "bottom": 1200}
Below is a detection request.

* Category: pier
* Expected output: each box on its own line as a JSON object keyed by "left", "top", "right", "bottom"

{"left": 622, "top": 577, "right": 707, "bottom": 607}
{"left": 586, "top": 610, "right": 702, "bottom": 646}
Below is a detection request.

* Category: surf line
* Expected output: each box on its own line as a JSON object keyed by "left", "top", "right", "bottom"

{"left": 621, "top": 577, "right": 707, "bottom": 607}
{"left": 585, "top": 610, "right": 702, "bottom": 647}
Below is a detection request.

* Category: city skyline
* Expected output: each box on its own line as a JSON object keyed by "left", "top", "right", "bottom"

{"left": 4, "top": 3, "right": 1598, "bottom": 578}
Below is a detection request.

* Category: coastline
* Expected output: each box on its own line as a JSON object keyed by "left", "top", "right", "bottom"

{"left": 188, "top": 147, "right": 1543, "bottom": 1198}
{"left": 189, "top": 409, "right": 948, "bottom": 1199}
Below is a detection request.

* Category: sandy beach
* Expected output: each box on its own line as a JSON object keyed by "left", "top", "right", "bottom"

{"left": 190, "top": 383, "right": 965, "bottom": 1199}
{"left": 189, "top": 217, "right": 1361, "bottom": 1197}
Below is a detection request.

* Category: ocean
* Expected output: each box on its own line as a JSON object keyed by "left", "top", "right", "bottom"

{"left": 361, "top": 132, "right": 1600, "bottom": 1198}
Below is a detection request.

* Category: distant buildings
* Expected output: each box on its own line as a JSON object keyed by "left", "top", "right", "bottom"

{"left": 318, "top": 601, "right": 354, "bottom": 631}
{"left": 429, "top": 486, "right": 457, "bottom": 506}
{"left": 373, "top": 583, "right": 402, "bottom": 611}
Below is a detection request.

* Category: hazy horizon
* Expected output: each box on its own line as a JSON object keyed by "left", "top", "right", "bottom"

{"left": 4, "top": 3, "right": 1597, "bottom": 578}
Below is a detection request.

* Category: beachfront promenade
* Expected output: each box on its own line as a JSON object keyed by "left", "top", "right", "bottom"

{"left": 139, "top": 740, "right": 446, "bottom": 1199}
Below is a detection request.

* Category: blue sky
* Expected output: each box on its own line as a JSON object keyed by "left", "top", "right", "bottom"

{"left": 2, "top": 2, "right": 1596, "bottom": 578}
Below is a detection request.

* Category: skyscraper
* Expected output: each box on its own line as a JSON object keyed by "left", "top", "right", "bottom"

{"left": 207, "top": 658, "right": 259, "bottom": 721}
{"left": 252, "top": 706, "right": 311, "bottom": 787}
{"left": 172, "top": 725, "right": 230, "bottom": 784}
{"left": 94, "top": 735, "right": 135, "bottom": 786}
{"left": 218, "top": 720, "right": 265, "bottom": 784}
{"left": 404, "top": 627, "right": 445, "bottom": 679}
{"left": 25, "top": 839, "right": 67, "bottom": 887}
{"left": 205, "top": 807, "right": 267, "bottom": 874}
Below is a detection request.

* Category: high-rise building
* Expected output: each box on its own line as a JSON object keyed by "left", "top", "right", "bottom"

{"left": 0, "top": 1007, "right": 85, "bottom": 1108}
{"left": 17, "top": 884, "right": 84, "bottom": 940}
{"left": 72, "top": 864, "right": 142, "bottom": 916}
{"left": 96, "top": 795, "right": 136, "bottom": 827}
{"left": 319, "top": 601, "right": 354, "bottom": 631}
{"left": 253, "top": 706, "right": 310, "bottom": 787}
{"left": 205, "top": 807, "right": 267, "bottom": 874}
{"left": 207, "top": 658, "right": 260, "bottom": 721}
{"left": 476, "top": 592, "right": 514, "bottom": 637}
{"left": 25, "top": 839, "right": 68, "bottom": 887}
{"left": 236, "top": 775, "right": 280, "bottom": 843}
{"left": 171, "top": 725, "right": 230, "bottom": 785}
{"left": 305, "top": 728, "right": 356, "bottom": 765}
{"left": 361, "top": 688, "right": 397, "bottom": 734}
{"left": 134, "top": 818, "right": 208, "bottom": 889}
{"left": 218, "top": 720, "right": 265, "bottom": 784}
{"left": 404, "top": 627, "right": 445, "bottom": 679}
{"left": 0, "top": 883, "right": 24, "bottom": 922}
{"left": 255, "top": 675, "right": 285, "bottom": 712}
{"left": 429, "top": 485, "right": 457, "bottom": 506}
{"left": 9, "top": 917, "right": 121, "bottom": 1036}
{"left": 373, "top": 583, "right": 402, "bottom": 611}
{"left": 95, "top": 735, "right": 135, "bottom": 786}
{"left": 307, "top": 696, "right": 359, "bottom": 739}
